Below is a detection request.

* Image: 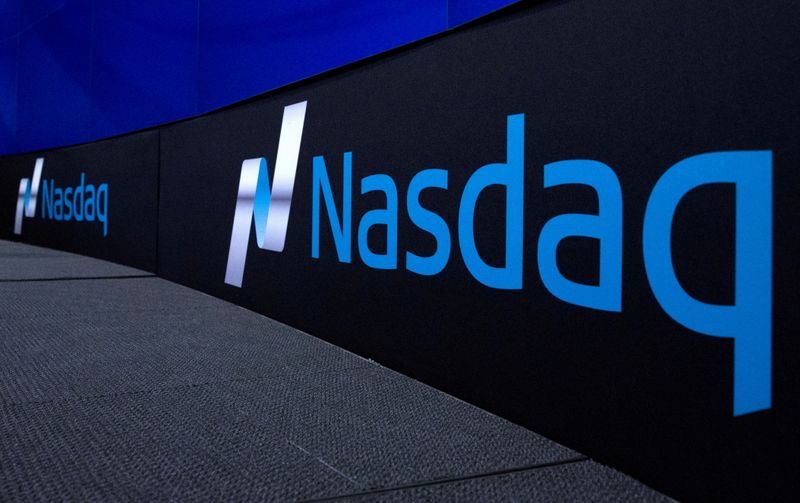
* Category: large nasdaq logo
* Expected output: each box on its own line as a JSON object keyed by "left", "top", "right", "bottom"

{"left": 14, "top": 158, "right": 110, "bottom": 237}
{"left": 225, "top": 103, "right": 772, "bottom": 416}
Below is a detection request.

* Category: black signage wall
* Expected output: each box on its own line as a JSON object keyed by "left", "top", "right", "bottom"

{"left": 0, "top": 131, "right": 159, "bottom": 272}
{"left": 158, "top": 1, "right": 799, "bottom": 499}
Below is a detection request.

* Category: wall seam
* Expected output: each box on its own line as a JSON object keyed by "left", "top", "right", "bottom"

{"left": 155, "top": 128, "right": 162, "bottom": 276}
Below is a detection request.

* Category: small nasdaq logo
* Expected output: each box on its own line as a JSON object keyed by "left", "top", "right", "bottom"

{"left": 14, "top": 158, "right": 109, "bottom": 237}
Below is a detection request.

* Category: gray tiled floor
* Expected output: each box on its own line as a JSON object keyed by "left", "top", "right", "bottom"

{"left": 0, "top": 240, "right": 670, "bottom": 501}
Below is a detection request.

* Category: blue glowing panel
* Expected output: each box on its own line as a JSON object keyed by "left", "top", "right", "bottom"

{"left": 0, "top": 0, "right": 20, "bottom": 153}
{"left": 447, "top": 0, "right": 516, "bottom": 27}
{"left": 5, "top": 0, "right": 519, "bottom": 153}
{"left": 91, "top": 0, "right": 197, "bottom": 139}
{"left": 0, "top": 36, "right": 18, "bottom": 153}
{"left": 197, "top": 0, "right": 447, "bottom": 112}
{"left": 16, "top": 0, "right": 92, "bottom": 152}
{"left": 17, "top": 0, "right": 61, "bottom": 32}
{"left": 0, "top": 0, "right": 19, "bottom": 37}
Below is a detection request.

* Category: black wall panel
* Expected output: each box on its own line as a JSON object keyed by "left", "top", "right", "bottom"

{"left": 158, "top": 1, "right": 799, "bottom": 500}
{"left": 0, "top": 131, "right": 159, "bottom": 272}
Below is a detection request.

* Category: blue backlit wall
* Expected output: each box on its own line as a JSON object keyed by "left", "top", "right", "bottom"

{"left": 0, "top": 0, "right": 516, "bottom": 154}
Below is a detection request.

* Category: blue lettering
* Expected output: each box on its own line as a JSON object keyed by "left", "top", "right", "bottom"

{"left": 643, "top": 151, "right": 772, "bottom": 416}
{"left": 406, "top": 169, "right": 450, "bottom": 276}
{"left": 74, "top": 173, "right": 85, "bottom": 222}
{"left": 41, "top": 179, "right": 53, "bottom": 219}
{"left": 312, "top": 153, "right": 352, "bottom": 262}
{"left": 85, "top": 184, "right": 95, "bottom": 221}
{"left": 96, "top": 183, "right": 108, "bottom": 236}
{"left": 458, "top": 113, "right": 524, "bottom": 289}
{"left": 63, "top": 187, "right": 73, "bottom": 220}
{"left": 54, "top": 187, "right": 64, "bottom": 221}
{"left": 358, "top": 174, "right": 398, "bottom": 270}
{"left": 537, "top": 160, "right": 623, "bottom": 312}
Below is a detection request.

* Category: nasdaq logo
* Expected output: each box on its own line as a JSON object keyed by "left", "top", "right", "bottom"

{"left": 224, "top": 101, "right": 307, "bottom": 287}
{"left": 14, "top": 158, "right": 43, "bottom": 235}
{"left": 14, "top": 158, "right": 109, "bottom": 236}
{"left": 225, "top": 105, "right": 772, "bottom": 416}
